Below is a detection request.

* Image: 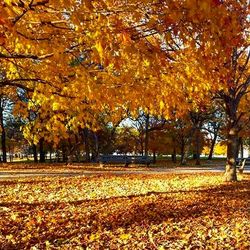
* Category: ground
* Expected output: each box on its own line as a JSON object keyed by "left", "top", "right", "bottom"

{"left": 0, "top": 164, "right": 249, "bottom": 249}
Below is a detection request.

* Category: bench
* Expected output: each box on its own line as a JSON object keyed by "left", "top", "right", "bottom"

{"left": 99, "top": 155, "right": 153, "bottom": 167}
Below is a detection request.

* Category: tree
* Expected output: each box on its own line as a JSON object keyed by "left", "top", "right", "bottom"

{"left": 0, "top": 0, "right": 248, "bottom": 183}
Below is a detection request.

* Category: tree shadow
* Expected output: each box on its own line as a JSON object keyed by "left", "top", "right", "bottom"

{"left": 0, "top": 179, "right": 249, "bottom": 249}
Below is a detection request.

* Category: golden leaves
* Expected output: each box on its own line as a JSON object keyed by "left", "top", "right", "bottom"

{"left": 0, "top": 172, "right": 249, "bottom": 249}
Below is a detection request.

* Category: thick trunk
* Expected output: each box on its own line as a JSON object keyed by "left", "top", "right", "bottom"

{"left": 33, "top": 144, "right": 38, "bottom": 163}
{"left": 224, "top": 129, "right": 238, "bottom": 182}
{"left": 39, "top": 139, "right": 46, "bottom": 163}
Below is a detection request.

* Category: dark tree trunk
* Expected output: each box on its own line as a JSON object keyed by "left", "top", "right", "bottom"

{"left": 39, "top": 139, "right": 46, "bottom": 163}
{"left": 171, "top": 138, "right": 177, "bottom": 163}
{"left": 180, "top": 140, "right": 186, "bottom": 165}
{"left": 195, "top": 129, "right": 201, "bottom": 165}
{"left": 91, "top": 132, "right": 99, "bottom": 162}
{"left": 239, "top": 137, "right": 244, "bottom": 159}
{"left": 33, "top": 144, "right": 38, "bottom": 163}
{"left": 83, "top": 128, "right": 91, "bottom": 162}
{"left": 0, "top": 105, "right": 6, "bottom": 163}
{"left": 224, "top": 128, "right": 238, "bottom": 182}
{"left": 208, "top": 132, "right": 218, "bottom": 160}
{"left": 56, "top": 150, "right": 60, "bottom": 162}
{"left": 144, "top": 114, "right": 149, "bottom": 157}
{"left": 153, "top": 151, "right": 156, "bottom": 163}
{"left": 62, "top": 146, "right": 67, "bottom": 163}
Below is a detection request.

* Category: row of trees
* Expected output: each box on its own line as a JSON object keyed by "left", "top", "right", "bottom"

{"left": 0, "top": 107, "right": 234, "bottom": 164}
{"left": 0, "top": 0, "right": 249, "bottom": 181}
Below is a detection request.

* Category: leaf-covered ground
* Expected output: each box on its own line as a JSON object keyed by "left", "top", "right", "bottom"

{"left": 0, "top": 172, "right": 249, "bottom": 249}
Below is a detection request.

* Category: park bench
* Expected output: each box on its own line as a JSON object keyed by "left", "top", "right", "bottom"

{"left": 236, "top": 158, "right": 250, "bottom": 174}
{"left": 99, "top": 155, "right": 153, "bottom": 167}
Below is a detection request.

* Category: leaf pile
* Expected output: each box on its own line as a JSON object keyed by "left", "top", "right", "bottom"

{"left": 0, "top": 172, "right": 249, "bottom": 249}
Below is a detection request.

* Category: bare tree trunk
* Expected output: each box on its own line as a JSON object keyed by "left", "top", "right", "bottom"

{"left": 208, "top": 132, "right": 218, "bottom": 160}
{"left": 224, "top": 128, "right": 238, "bottom": 182}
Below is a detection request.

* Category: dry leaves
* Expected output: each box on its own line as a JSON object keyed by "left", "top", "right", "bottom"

{"left": 0, "top": 171, "right": 249, "bottom": 249}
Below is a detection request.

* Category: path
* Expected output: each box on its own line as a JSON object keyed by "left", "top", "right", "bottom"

{"left": 0, "top": 165, "right": 249, "bottom": 178}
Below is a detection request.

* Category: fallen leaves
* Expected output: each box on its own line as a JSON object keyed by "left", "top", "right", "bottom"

{"left": 0, "top": 171, "right": 249, "bottom": 249}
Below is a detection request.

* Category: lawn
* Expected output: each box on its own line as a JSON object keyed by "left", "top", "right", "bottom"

{"left": 0, "top": 171, "right": 249, "bottom": 249}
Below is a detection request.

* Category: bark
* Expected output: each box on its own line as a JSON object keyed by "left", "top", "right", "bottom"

{"left": 195, "top": 129, "right": 201, "bottom": 165}
{"left": 91, "top": 132, "right": 99, "bottom": 162}
{"left": 180, "top": 140, "right": 186, "bottom": 165}
{"left": 207, "top": 132, "right": 218, "bottom": 160}
{"left": 180, "top": 135, "right": 192, "bottom": 165}
{"left": 153, "top": 151, "right": 156, "bottom": 164}
{"left": 144, "top": 114, "right": 149, "bottom": 157}
{"left": 239, "top": 137, "right": 244, "bottom": 159}
{"left": 49, "top": 151, "right": 52, "bottom": 162}
{"left": 83, "top": 128, "right": 91, "bottom": 162}
{"left": 0, "top": 105, "right": 6, "bottom": 163}
{"left": 171, "top": 138, "right": 177, "bottom": 163}
{"left": 62, "top": 146, "right": 67, "bottom": 163}
{"left": 224, "top": 128, "right": 238, "bottom": 182}
{"left": 39, "top": 139, "right": 46, "bottom": 163}
{"left": 33, "top": 144, "right": 38, "bottom": 163}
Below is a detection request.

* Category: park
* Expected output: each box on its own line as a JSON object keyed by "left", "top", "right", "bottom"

{"left": 0, "top": 0, "right": 249, "bottom": 249}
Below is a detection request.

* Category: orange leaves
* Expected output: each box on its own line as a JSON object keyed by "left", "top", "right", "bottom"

{"left": 0, "top": 172, "right": 249, "bottom": 249}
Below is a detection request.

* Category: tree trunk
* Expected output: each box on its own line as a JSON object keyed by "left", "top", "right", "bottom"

{"left": 62, "top": 145, "right": 67, "bottom": 163}
{"left": 39, "top": 139, "right": 46, "bottom": 163}
{"left": 171, "top": 137, "right": 177, "bottom": 163}
{"left": 208, "top": 132, "right": 218, "bottom": 160}
{"left": 144, "top": 114, "right": 149, "bottom": 157}
{"left": 195, "top": 129, "right": 201, "bottom": 165}
{"left": 153, "top": 151, "right": 156, "bottom": 163}
{"left": 180, "top": 140, "right": 186, "bottom": 165}
{"left": 0, "top": 105, "right": 7, "bottom": 163}
{"left": 224, "top": 128, "right": 238, "bottom": 182}
{"left": 91, "top": 132, "right": 99, "bottom": 162}
{"left": 83, "top": 128, "right": 91, "bottom": 162}
{"left": 239, "top": 137, "right": 244, "bottom": 159}
{"left": 33, "top": 144, "right": 38, "bottom": 163}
